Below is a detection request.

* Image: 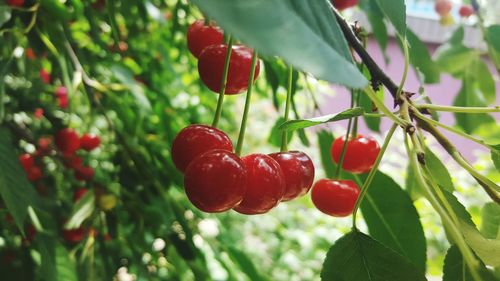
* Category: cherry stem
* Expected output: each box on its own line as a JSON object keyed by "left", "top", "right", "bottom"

{"left": 352, "top": 122, "right": 398, "bottom": 227}
{"left": 333, "top": 92, "right": 356, "bottom": 179}
{"left": 211, "top": 36, "right": 233, "bottom": 128}
{"left": 352, "top": 90, "right": 360, "bottom": 138}
{"left": 280, "top": 66, "right": 294, "bottom": 152}
{"left": 235, "top": 50, "right": 259, "bottom": 156}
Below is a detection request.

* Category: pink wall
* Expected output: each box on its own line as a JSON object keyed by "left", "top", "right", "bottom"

{"left": 324, "top": 38, "right": 500, "bottom": 161}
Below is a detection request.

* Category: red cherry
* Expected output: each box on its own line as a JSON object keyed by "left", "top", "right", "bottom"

{"left": 36, "top": 137, "right": 53, "bottom": 157}
{"left": 6, "top": 0, "right": 24, "bottom": 7}
{"left": 19, "top": 154, "right": 34, "bottom": 171}
{"left": 62, "top": 227, "right": 86, "bottom": 243}
{"left": 73, "top": 188, "right": 88, "bottom": 202}
{"left": 311, "top": 179, "right": 360, "bottom": 217}
{"left": 80, "top": 134, "right": 101, "bottom": 151}
{"left": 34, "top": 108, "right": 44, "bottom": 119}
{"left": 435, "top": 0, "right": 452, "bottom": 16}
{"left": 184, "top": 149, "right": 246, "bottom": 213}
{"left": 74, "top": 166, "right": 94, "bottom": 182}
{"left": 63, "top": 154, "right": 83, "bottom": 169}
{"left": 331, "top": 134, "right": 380, "bottom": 174}
{"left": 187, "top": 20, "right": 224, "bottom": 58}
{"left": 39, "top": 69, "right": 51, "bottom": 84}
{"left": 233, "top": 154, "right": 285, "bottom": 215}
{"left": 171, "top": 124, "right": 233, "bottom": 173}
{"left": 27, "top": 166, "right": 43, "bottom": 182}
{"left": 331, "top": 0, "right": 358, "bottom": 11}
{"left": 26, "top": 48, "right": 36, "bottom": 60}
{"left": 268, "top": 151, "right": 315, "bottom": 201}
{"left": 55, "top": 128, "right": 80, "bottom": 154}
{"left": 198, "top": 44, "right": 261, "bottom": 94}
{"left": 55, "top": 86, "right": 68, "bottom": 97}
{"left": 459, "top": 5, "right": 474, "bottom": 17}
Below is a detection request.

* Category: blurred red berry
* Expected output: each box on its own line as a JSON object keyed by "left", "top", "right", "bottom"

{"left": 63, "top": 227, "right": 86, "bottom": 243}
{"left": 74, "top": 166, "right": 94, "bottom": 182}
{"left": 55, "top": 128, "right": 80, "bottom": 154}
{"left": 34, "top": 108, "right": 44, "bottom": 119}
{"left": 73, "top": 188, "right": 89, "bottom": 202}
{"left": 63, "top": 154, "right": 83, "bottom": 169}
{"left": 39, "top": 69, "right": 51, "bottom": 84}
{"left": 36, "top": 137, "right": 53, "bottom": 157}
{"left": 26, "top": 48, "right": 36, "bottom": 60}
{"left": 459, "top": 5, "right": 474, "bottom": 17}
{"left": 80, "top": 134, "right": 101, "bottom": 151}
{"left": 7, "top": 0, "right": 24, "bottom": 7}
{"left": 19, "top": 154, "right": 34, "bottom": 171}
{"left": 27, "top": 166, "right": 43, "bottom": 182}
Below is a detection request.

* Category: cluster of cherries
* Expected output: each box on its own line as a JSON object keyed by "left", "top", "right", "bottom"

{"left": 6, "top": 0, "right": 23, "bottom": 7}
{"left": 435, "top": 0, "right": 475, "bottom": 26}
{"left": 311, "top": 135, "right": 380, "bottom": 217}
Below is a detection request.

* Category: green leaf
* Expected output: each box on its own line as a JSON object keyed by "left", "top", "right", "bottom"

{"left": 38, "top": 234, "right": 78, "bottom": 281}
{"left": 268, "top": 117, "right": 294, "bottom": 147}
{"left": 64, "top": 190, "right": 95, "bottom": 229}
{"left": 317, "top": 130, "right": 335, "bottom": 178}
{"left": 434, "top": 44, "right": 477, "bottom": 75}
{"left": 406, "top": 29, "right": 440, "bottom": 84}
{"left": 449, "top": 26, "right": 465, "bottom": 45}
{"left": 444, "top": 191, "right": 500, "bottom": 267}
{"left": 191, "top": 0, "right": 367, "bottom": 88}
{"left": 321, "top": 231, "right": 427, "bottom": 281}
{"left": 423, "top": 146, "right": 454, "bottom": 192}
{"left": 226, "top": 246, "right": 270, "bottom": 281}
{"left": 443, "top": 245, "right": 497, "bottom": 281}
{"left": 0, "top": 127, "right": 37, "bottom": 232}
{"left": 487, "top": 25, "right": 500, "bottom": 53}
{"left": 491, "top": 144, "right": 500, "bottom": 172}
{"left": 359, "top": 0, "right": 388, "bottom": 60}
{"left": 110, "top": 65, "right": 152, "bottom": 111}
{"left": 481, "top": 203, "right": 500, "bottom": 239}
{"left": 473, "top": 59, "right": 496, "bottom": 104}
{"left": 360, "top": 171, "right": 427, "bottom": 271}
{"left": 279, "top": 107, "right": 364, "bottom": 132}
{"left": 373, "top": 0, "right": 406, "bottom": 36}
{"left": 0, "top": 6, "right": 11, "bottom": 27}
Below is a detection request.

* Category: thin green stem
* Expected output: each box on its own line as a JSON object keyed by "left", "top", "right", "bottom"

{"left": 280, "top": 67, "right": 294, "bottom": 152}
{"left": 212, "top": 36, "right": 233, "bottom": 128}
{"left": 352, "top": 91, "right": 361, "bottom": 138}
{"left": 334, "top": 92, "right": 356, "bottom": 179}
{"left": 235, "top": 51, "right": 259, "bottom": 156}
{"left": 416, "top": 104, "right": 500, "bottom": 113}
{"left": 352, "top": 122, "right": 398, "bottom": 227}
{"left": 405, "top": 136, "right": 482, "bottom": 281}
{"left": 397, "top": 36, "right": 410, "bottom": 101}
{"left": 364, "top": 86, "right": 411, "bottom": 128}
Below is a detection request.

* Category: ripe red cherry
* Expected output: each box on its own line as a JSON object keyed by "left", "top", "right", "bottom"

{"left": 55, "top": 86, "right": 68, "bottom": 98}
{"left": 187, "top": 20, "right": 224, "bottom": 58}
{"left": 7, "top": 0, "right": 24, "bottom": 7}
{"left": 435, "top": 0, "right": 452, "bottom": 16}
{"left": 26, "top": 48, "right": 36, "bottom": 60}
{"left": 19, "top": 154, "right": 34, "bottom": 171}
{"left": 198, "top": 44, "right": 261, "bottom": 94}
{"left": 39, "top": 69, "right": 51, "bottom": 84}
{"left": 184, "top": 149, "right": 246, "bottom": 213}
{"left": 331, "top": 134, "right": 380, "bottom": 174}
{"left": 27, "top": 166, "right": 43, "bottom": 182}
{"left": 63, "top": 154, "right": 83, "bottom": 169}
{"left": 331, "top": 0, "right": 358, "bottom": 11}
{"left": 171, "top": 124, "right": 233, "bottom": 173}
{"left": 80, "top": 134, "right": 101, "bottom": 151}
{"left": 459, "top": 5, "right": 474, "bottom": 17}
{"left": 55, "top": 128, "right": 80, "bottom": 154}
{"left": 73, "top": 188, "right": 88, "bottom": 202}
{"left": 34, "top": 108, "right": 44, "bottom": 119}
{"left": 311, "top": 179, "right": 360, "bottom": 217}
{"left": 268, "top": 151, "right": 315, "bottom": 201}
{"left": 63, "top": 227, "right": 86, "bottom": 243}
{"left": 233, "top": 154, "right": 285, "bottom": 215}
{"left": 74, "top": 166, "right": 94, "bottom": 182}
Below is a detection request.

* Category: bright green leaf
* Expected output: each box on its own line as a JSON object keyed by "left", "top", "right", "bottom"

{"left": 321, "top": 231, "right": 427, "bottom": 281}
{"left": 279, "top": 107, "right": 364, "bottom": 132}
{"left": 491, "top": 144, "right": 500, "bottom": 172}
{"left": 481, "top": 203, "right": 500, "bottom": 239}
{"left": 318, "top": 130, "right": 335, "bottom": 178}
{"left": 487, "top": 25, "right": 500, "bottom": 53}
{"left": 424, "top": 146, "right": 454, "bottom": 192}
{"left": 434, "top": 44, "right": 477, "bottom": 75}
{"left": 406, "top": 29, "right": 440, "bottom": 84}
{"left": 473, "top": 59, "right": 496, "bottom": 104}
{"left": 373, "top": 0, "right": 406, "bottom": 36}
{"left": 191, "top": 0, "right": 367, "bottom": 88}
{"left": 359, "top": 0, "right": 389, "bottom": 60}
{"left": 449, "top": 26, "right": 465, "bottom": 45}
{"left": 64, "top": 190, "right": 95, "bottom": 230}
{"left": 443, "top": 245, "right": 497, "bottom": 281}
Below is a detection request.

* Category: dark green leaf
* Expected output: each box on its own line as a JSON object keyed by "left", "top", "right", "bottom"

{"left": 0, "top": 127, "right": 37, "bottom": 232}
{"left": 481, "top": 203, "right": 500, "bottom": 239}
{"left": 434, "top": 44, "right": 477, "bottom": 75}
{"left": 374, "top": 0, "right": 406, "bottom": 36}
{"left": 0, "top": 6, "right": 11, "bottom": 27}
{"left": 321, "top": 231, "right": 427, "bottom": 281}
{"left": 487, "top": 25, "right": 500, "bottom": 53}
{"left": 38, "top": 234, "right": 78, "bottom": 281}
{"left": 423, "top": 146, "right": 454, "bottom": 192}
{"left": 359, "top": 0, "right": 388, "bottom": 60}
{"left": 191, "top": 0, "right": 367, "bottom": 88}
{"left": 360, "top": 171, "right": 427, "bottom": 271}
{"left": 318, "top": 130, "right": 335, "bottom": 178}
{"left": 443, "top": 245, "right": 497, "bottom": 281}
{"left": 406, "top": 29, "right": 440, "bottom": 84}
{"left": 279, "top": 107, "right": 364, "bottom": 132}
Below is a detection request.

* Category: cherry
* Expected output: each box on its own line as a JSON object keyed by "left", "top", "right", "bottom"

{"left": 198, "top": 44, "right": 261, "bottom": 94}
{"left": 19, "top": 154, "right": 34, "bottom": 171}
{"left": 331, "top": 0, "right": 358, "bottom": 11}
{"left": 459, "top": 5, "right": 474, "bottom": 18}
{"left": 55, "top": 128, "right": 80, "bottom": 154}
{"left": 55, "top": 86, "right": 69, "bottom": 109}
{"left": 187, "top": 20, "right": 224, "bottom": 58}
{"left": 26, "top": 48, "right": 36, "bottom": 60}
{"left": 39, "top": 69, "right": 51, "bottom": 84}
{"left": 6, "top": 0, "right": 24, "bottom": 7}
{"left": 171, "top": 124, "right": 233, "bottom": 173}
{"left": 73, "top": 188, "right": 88, "bottom": 202}
{"left": 233, "top": 154, "right": 285, "bottom": 215}
{"left": 331, "top": 134, "right": 380, "bottom": 174}
{"left": 311, "top": 179, "right": 360, "bottom": 217}
{"left": 34, "top": 108, "right": 44, "bottom": 119}
{"left": 63, "top": 154, "right": 83, "bottom": 169}
{"left": 62, "top": 227, "right": 86, "bottom": 243}
{"left": 184, "top": 149, "right": 246, "bottom": 213}
{"left": 74, "top": 166, "right": 94, "bottom": 182}
{"left": 268, "top": 151, "right": 315, "bottom": 201}
{"left": 36, "top": 137, "right": 53, "bottom": 157}
{"left": 80, "top": 134, "right": 101, "bottom": 151}
{"left": 27, "top": 166, "right": 43, "bottom": 182}
{"left": 435, "top": 0, "right": 452, "bottom": 16}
